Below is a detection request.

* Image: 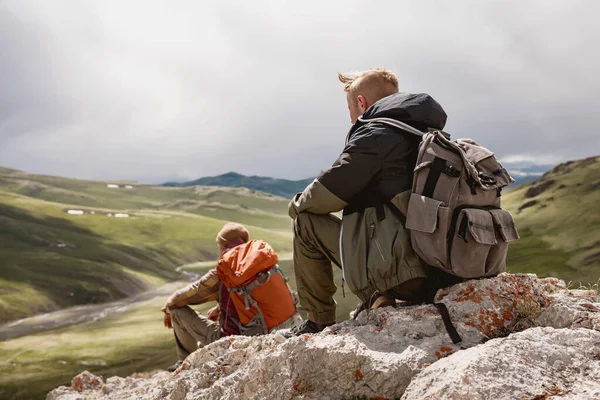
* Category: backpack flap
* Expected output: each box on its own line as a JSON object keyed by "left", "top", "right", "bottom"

{"left": 406, "top": 194, "right": 442, "bottom": 233}
{"left": 217, "top": 240, "right": 278, "bottom": 288}
{"left": 459, "top": 209, "right": 497, "bottom": 245}
{"left": 450, "top": 209, "right": 497, "bottom": 278}
{"left": 489, "top": 209, "right": 520, "bottom": 242}
{"left": 456, "top": 138, "right": 514, "bottom": 190}
{"left": 427, "top": 132, "right": 514, "bottom": 191}
{"left": 406, "top": 193, "right": 451, "bottom": 270}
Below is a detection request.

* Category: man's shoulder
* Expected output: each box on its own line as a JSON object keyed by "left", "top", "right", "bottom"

{"left": 347, "top": 120, "right": 401, "bottom": 147}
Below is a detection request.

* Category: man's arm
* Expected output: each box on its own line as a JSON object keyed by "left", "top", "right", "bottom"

{"left": 163, "top": 268, "right": 220, "bottom": 311}
{"left": 289, "top": 125, "right": 381, "bottom": 219}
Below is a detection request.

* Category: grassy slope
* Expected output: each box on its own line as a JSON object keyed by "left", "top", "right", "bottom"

{"left": 0, "top": 294, "right": 207, "bottom": 400}
{"left": 0, "top": 257, "right": 359, "bottom": 400}
{"left": 0, "top": 168, "right": 292, "bottom": 323}
{"left": 503, "top": 156, "right": 600, "bottom": 285}
{"left": 2, "top": 157, "right": 599, "bottom": 399}
{"left": 0, "top": 167, "right": 290, "bottom": 229}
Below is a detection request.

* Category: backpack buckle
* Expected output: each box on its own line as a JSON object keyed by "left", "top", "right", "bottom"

{"left": 444, "top": 164, "right": 461, "bottom": 178}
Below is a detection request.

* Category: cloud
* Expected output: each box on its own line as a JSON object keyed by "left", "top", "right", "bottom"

{"left": 0, "top": 0, "right": 599, "bottom": 183}
{"left": 500, "top": 154, "right": 564, "bottom": 166}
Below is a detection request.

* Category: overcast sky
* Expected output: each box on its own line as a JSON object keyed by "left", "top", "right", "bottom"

{"left": 1, "top": 1, "right": 599, "bottom": 183}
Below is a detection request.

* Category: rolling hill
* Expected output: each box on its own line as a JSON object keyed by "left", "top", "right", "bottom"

{"left": 503, "top": 156, "right": 600, "bottom": 286}
{"left": 163, "top": 171, "right": 313, "bottom": 198}
{"left": 1, "top": 158, "right": 599, "bottom": 400}
{"left": 0, "top": 167, "right": 293, "bottom": 324}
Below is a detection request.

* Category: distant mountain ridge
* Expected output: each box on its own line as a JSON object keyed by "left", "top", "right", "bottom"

{"left": 504, "top": 163, "right": 554, "bottom": 187}
{"left": 162, "top": 163, "right": 551, "bottom": 199}
{"left": 163, "top": 172, "right": 314, "bottom": 198}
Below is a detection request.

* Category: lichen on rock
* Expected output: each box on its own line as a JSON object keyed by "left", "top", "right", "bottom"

{"left": 46, "top": 273, "right": 600, "bottom": 400}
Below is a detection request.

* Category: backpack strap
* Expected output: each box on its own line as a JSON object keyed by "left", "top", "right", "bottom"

{"left": 230, "top": 266, "right": 277, "bottom": 309}
{"left": 422, "top": 157, "right": 448, "bottom": 198}
{"left": 434, "top": 302, "right": 463, "bottom": 344}
{"left": 357, "top": 116, "right": 425, "bottom": 137}
{"left": 384, "top": 199, "right": 407, "bottom": 226}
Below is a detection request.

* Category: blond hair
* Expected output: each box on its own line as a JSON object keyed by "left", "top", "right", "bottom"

{"left": 338, "top": 68, "right": 399, "bottom": 105}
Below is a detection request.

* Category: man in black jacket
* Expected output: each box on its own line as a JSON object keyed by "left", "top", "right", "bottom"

{"left": 285, "top": 69, "right": 448, "bottom": 336}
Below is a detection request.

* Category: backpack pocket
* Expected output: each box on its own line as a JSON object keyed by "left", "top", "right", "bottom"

{"left": 486, "top": 209, "right": 520, "bottom": 275}
{"left": 406, "top": 193, "right": 451, "bottom": 269}
{"left": 450, "top": 209, "right": 496, "bottom": 278}
{"left": 449, "top": 208, "right": 518, "bottom": 278}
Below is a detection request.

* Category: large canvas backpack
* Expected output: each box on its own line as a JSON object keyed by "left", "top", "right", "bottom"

{"left": 216, "top": 240, "right": 297, "bottom": 336}
{"left": 362, "top": 118, "right": 520, "bottom": 278}
{"left": 405, "top": 131, "right": 520, "bottom": 278}
{"left": 367, "top": 119, "right": 520, "bottom": 344}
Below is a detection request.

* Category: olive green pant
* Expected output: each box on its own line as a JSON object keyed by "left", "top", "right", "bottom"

{"left": 170, "top": 306, "right": 221, "bottom": 361}
{"left": 293, "top": 212, "right": 426, "bottom": 325}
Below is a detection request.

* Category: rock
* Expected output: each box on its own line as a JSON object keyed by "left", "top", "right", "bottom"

{"left": 46, "top": 274, "right": 600, "bottom": 400}
{"left": 401, "top": 327, "right": 600, "bottom": 400}
{"left": 71, "top": 370, "right": 104, "bottom": 392}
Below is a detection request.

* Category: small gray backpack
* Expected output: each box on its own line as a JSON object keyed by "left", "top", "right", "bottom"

{"left": 405, "top": 131, "right": 520, "bottom": 278}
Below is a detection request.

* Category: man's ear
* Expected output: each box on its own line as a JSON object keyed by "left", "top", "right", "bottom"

{"left": 357, "top": 95, "right": 368, "bottom": 112}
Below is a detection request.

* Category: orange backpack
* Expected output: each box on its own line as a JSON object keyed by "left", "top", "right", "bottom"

{"left": 216, "top": 240, "right": 296, "bottom": 335}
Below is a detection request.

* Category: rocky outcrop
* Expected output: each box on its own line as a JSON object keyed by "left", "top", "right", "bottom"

{"left": 47, "top": 274, "right": 600, "bottom": 400}
{"left": 402, "top": 327, "right": 600, "bottom": 400}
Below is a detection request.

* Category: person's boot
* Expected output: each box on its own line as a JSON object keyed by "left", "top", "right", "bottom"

{"left": 167, "top": 360, "right": 183, "bottom": 372}
{"left": 350, "top": 294, "right": 396, "bottom": 319}
{"left": 282, "top": 320, "right": 334, "bottom": 338}
{"left": 371, "top": 293, "right": 396, "bottom": 309}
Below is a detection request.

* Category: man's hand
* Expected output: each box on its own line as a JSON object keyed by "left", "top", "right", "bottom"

{"left": 163, "top": 312, "right": 172, "bottom": 329}
{"left": 207, "top": 305, "right": 220, "bottom": 321}
{"left": 162, "top": 306, "right": 173, "bottom": 329}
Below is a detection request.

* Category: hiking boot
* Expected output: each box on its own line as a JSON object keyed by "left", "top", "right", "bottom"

{"left": 282, "top": 320, "right": 334, "bottom": 338}
{"left": 350, "top": 294, "right": 396, "bottom": 319}
{"left": 167, "top": 360, "right": 183, "bottom": 372}
{"left": 371, "top": 293, "right": 396, "bottom": 309}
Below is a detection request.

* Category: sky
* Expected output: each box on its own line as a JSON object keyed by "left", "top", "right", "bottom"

{"left": 1, "top": 0, "right": 599, "bottom": 183}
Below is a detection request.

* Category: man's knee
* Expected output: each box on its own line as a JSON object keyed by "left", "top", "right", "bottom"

{"left": 169, "top": 306, "right": 193, "bottom": 324}
{"left": 294, "top": 212, "right": 324, "bottom": 239}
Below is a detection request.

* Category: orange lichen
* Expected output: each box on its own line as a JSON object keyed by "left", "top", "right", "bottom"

{"left": 454, "top": 284, "right": 483, "bottom": 303}
{"left": 531, "top": 395, "right": 549, "bottom": 400}
{"left": 354, "top": 369, "right": 364, "bottom": 381}
{"left": 435, "top": 346, "right": 454, "bottom": 359}
{"left": 293, "top": 379, "right": 303, "bottom": 391}
{"left": 71, "top": 372, "right": 103, "bottom": 392}
{"left": 437, "top": 290, "right": 449, "bottom": 301}
{"left": 548, "top": 385, "right": 563, "bottom": 395}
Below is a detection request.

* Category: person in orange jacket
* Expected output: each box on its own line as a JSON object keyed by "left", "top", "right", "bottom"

{"left": 162, "top": 223, "right": 300, "bottom": 372}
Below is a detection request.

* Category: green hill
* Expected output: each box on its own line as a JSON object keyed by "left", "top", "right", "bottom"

{"left": 0, "top": 168, "right": 293, "bottom": 324}
{"left": 2, "top": 158, "right": 599, "bottom": 400}
{"left": 0, "top": 167, "right": 290, "bottom": 230}
{"left": 503, "top": 156, "right": 600, "bottom": 285}
{"left": 164, "top": 171, "right": 313, "bottom": 198}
